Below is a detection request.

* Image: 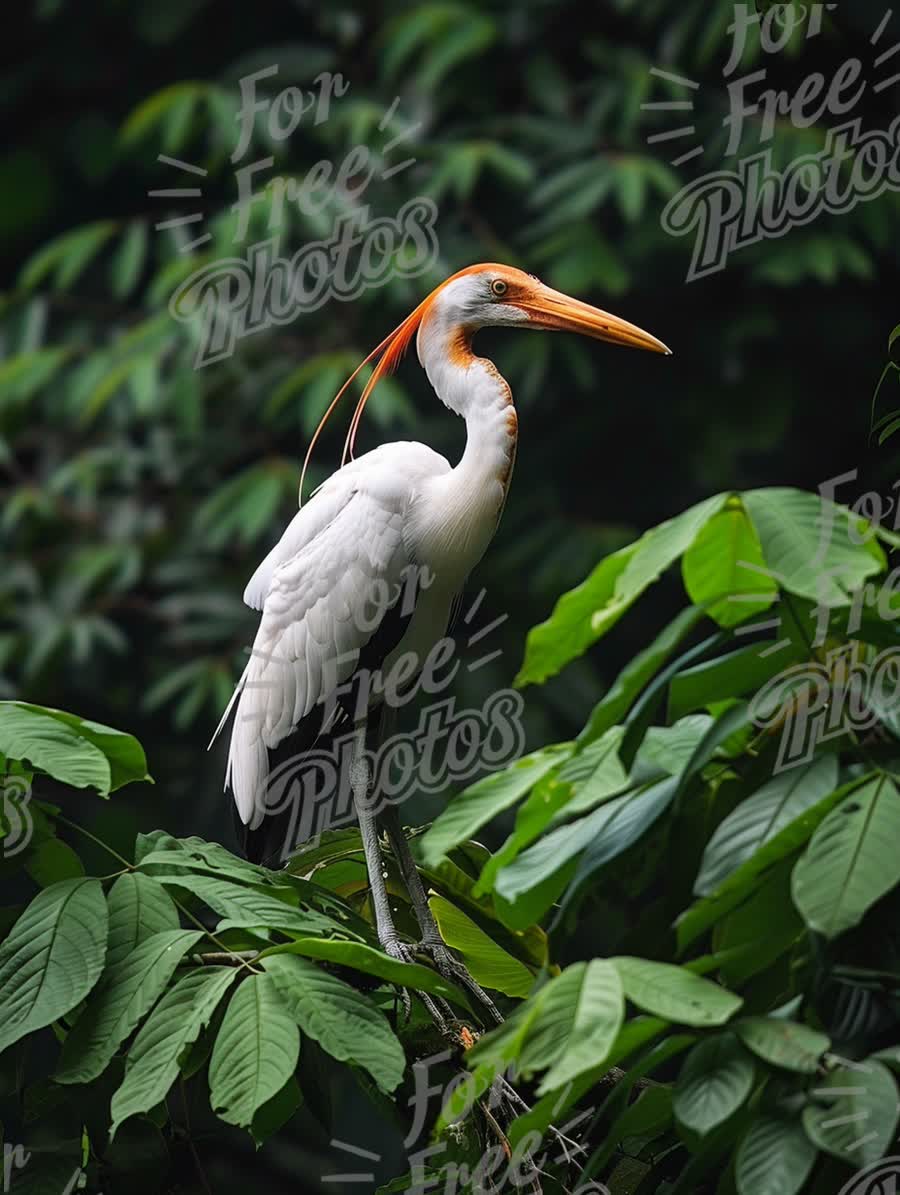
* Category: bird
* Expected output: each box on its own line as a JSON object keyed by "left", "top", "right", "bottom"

{"left": 214, "top": 262, "right": 670, "bottom": 1023}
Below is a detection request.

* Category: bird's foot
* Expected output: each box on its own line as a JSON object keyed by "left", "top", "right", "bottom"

{"left": 382, "top": 937, "right": 450, "bottom": 1030}
{"left": 420, "top": 939, "right": 504, "bottom": 1026}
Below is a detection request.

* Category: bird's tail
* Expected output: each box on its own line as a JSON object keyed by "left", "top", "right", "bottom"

{"left": 222, "top": 661, "right": 270, "bottom": 834}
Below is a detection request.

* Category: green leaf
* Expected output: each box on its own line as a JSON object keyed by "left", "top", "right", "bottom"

{"left": 262, "top": 954, "right": 405, "bottom": 1093}
{"left": 0, "top": 702, "right": 150, "bottom": 794}
{"left": 494, "top": 775, "right": 677, "bottom": 912}
{"left": 57, "top": 929, "right": 203, "bottom": 1084}
{"left": 110, "top": 221, "right": 148, "bottom": 299}
{"left": 208, "top": 973, "right": 300, "bottom": 1129}
{"left": 612, "top": 956, "right": 742, "bottom": 1026}
{"left": 516, "top": 542, "right": 639, "bottom": 687}
{"left": 802, "top": 1061, "right": 899, "bottom": 1166}
{"left": 555, "top": 774, "right": 681, "bottom": 922}
{"left": 473, "top": 763, "right": 593, "bottom": 897}
{"left": 157, "top": 874, "right": 348, "bottom": 938}
{"left": 250, "top": 1075, "right": 302, "bottom": 1148}
{"left": 428, "top": 895, "right": 534, "bottom": 997}
{"left": 20, "top": 221, "right": 117, "bottom": 291}
{"left": 673, "top": 1032, "right": 756, "bottom": 1136}
{"left": 579, "top": 606, "right": 706, "bottom": 745}
{"left": 419, "top": 745, "right": 571, "bottom": 868}
{"left": 791, "top": 773, "right": 900, "bottom": 938}
{"left": 668, "top": 642, "right": 804, "bottom": 722}
{"left": 678, "top": 504, "right": 774, "bottom": 630}
{"left": 676, "top": 774, "right": 869, "bottom": 952}
{"left": 743, "top": 488, "right": 885, "bottom": 607}
{"left": 673, "top": 701, "right": 750, "bottom": 800}
{"left": 616, "top": 494, "right": 729, "bottom": 605}
{"left": 105, "top": 873, "right": 180, "bottom": 970}
{"left": 734, "top": 1017, "right": 829, "bottom": 1074}
{"left": 110, "top": 966, "right": 237, "bottom": 1136}
{"left": 518, "top": 495, "right": 726, "bottom": 686}
{"left": 557, "top": 725, "right": 630, "bottom": 817}
{"left": 683, "top": 502, "right": 777, "bottom": 627}
{"left": 696, "top": 755, "right": 838, "bottom": 895}
{"left": 0, "top": 878, "right": 108, "bottom": 1053}
{"left": 533, "top": 960, "right": 624, "bottom": 1093}
{"left": 735, "top": 1114, "right": 818, "bottom": 1195}
{"left": 257, "top": 937, "right": 469, "bottom": 1006}
{"left": 505, "top": 1016, "right": 669, "bottom": 1149}
{"left": 641, "top": 715, "right": 715, "bottom": 776}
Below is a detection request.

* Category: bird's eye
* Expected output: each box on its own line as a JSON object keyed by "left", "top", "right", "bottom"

{"left": 491, "top": 279, "right": 508, "bottom": 297}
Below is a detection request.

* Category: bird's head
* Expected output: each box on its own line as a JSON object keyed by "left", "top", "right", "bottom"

{"left": 420, "top": 263, "right": 671, "bottom": 354}
{"left": 301, "top": 262, "right": 670, "bottom": 501}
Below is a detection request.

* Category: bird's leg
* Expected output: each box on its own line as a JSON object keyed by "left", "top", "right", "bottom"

{"left": 351, "top": 723, "right": 448, "bottom": 1028}
{"left": 381, "top": 803, "right": 503, "bottom": 1026}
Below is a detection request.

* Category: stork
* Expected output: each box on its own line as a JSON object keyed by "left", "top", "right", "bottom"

{"left": 216, "top": 263, "right": 670, "bottom": 1022}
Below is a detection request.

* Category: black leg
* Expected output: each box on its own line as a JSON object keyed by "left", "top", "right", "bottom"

{"left": 380, "top": 804, "right": 503, "bottom": 1026}
{"left": 351, "top": 721, "right": 447, "bottom": 1027}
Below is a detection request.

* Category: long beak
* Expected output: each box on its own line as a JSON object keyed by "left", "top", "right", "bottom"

{"left": 517, "top": 284, "right": 672, "bottom": 355}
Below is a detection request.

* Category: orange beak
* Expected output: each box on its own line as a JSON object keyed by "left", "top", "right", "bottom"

{"left": 516, "top": 284, "right": 671, "bottom": 355}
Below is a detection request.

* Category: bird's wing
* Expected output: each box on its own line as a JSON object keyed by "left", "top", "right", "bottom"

{"left": 242, "top": 481, "right": 350, "bottom": 611}
{"left": 226, "top": 461, "right": 428, "bottom": 827}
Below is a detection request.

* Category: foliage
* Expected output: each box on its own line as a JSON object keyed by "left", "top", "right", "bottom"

{"left": 4, "top": 486, "right": 900, "bottom": 1191}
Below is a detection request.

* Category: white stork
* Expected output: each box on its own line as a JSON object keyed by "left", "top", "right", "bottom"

{"left": 216, "top": 262, "right": 670, "bottom": 1021}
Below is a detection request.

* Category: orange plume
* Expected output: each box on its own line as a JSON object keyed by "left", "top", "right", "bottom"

{"left": 298, "top": 293, "right": 434, "bottom": 505}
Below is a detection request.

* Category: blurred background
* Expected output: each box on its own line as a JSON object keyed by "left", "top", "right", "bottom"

{"left": 3, "top": 0, "right": 900, "bottom": 1188}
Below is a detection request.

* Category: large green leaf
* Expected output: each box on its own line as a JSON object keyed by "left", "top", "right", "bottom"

{"left": 531, "top": 960, "right": 624, "bottom": 1093}
{"left": 464, "top": 960, "right": 624, "bottom": 1096}
{"left": 578, "top": 606, "right": 705, "bottom": 745}
{"left": 258, "top": 937, "right": 469, "bottom": 1005}
{"left": 556, "top": 725, "right": 630, "bottom": 816}
{"left": 504, "top": 1016, "right": 669, "bottom": 1149}
{"left": 556, "top": 774, "right": 681, "bottom": 921}
{"left": 676, "top": 775, "right": 870, "bottom": 952}
{"left": 695, "top": 755, "right": 838, "bottom": 895}
{"left": 110, "top": 966, "right": 237, "bottom": 1136}
{"left": 673, "top": 1032, "right": 755, "bottom": 1136}
{"left": 428, "top": 896, "right": 534, "bottom": 997}
{"left": 208, "top": 973, "right": 300, "bottom": 1129}
{"left": 56, "top": 929, "right": 202, "bottom": 1084}
{"left": 518, "top": 495, "right": 726, "bottom": 687}
{"left": 0, "top": 878, "right": 108, "bottom": 1053}
{"left": 802, "top": 1061, "right": 899, "bottom": 1166}
{"left": 157, "top": 874, "right": 349, "bottom": 938}
{"left": 742, "top": 488, "right": 885, "bottom": 607}
{"left": 136, "top": 834, "right": 282, "bottom": 887}
{"left": 105, "top": 872, "right": 180, "bottom": 971}
{"left": 262, "top": 954, "right": 405, "bottom": 1093}
{"left": 668, "top": 642, "right": 804, "bottom": 722}
{"left": 612, "top": 957, "right": 742, "bottom": 1026}
{"left": 791, "top": 773, "right": 900, "bottom": 938}
{"left": 419, "top": 745, "right": 571, "bottom": 867}
{"left": 0, "top": 702, "right": 150, "bottom": 795}
{"left": 682, "top": 501, "right": 777, "bottom": 627}
{"left": 493, "top": 776, "right": 677, "bottom": 922}
{"left": 735, "top": 1114, "right": 818, "bottom": 1195}
{"left": 615, "top": 494, "right": 728, "bottom": 606}
{"left": 515, "top": 542, "right": 638, "bottom": 687}
{"left": 734, "top": 1017, "right": 829, "bottom": 1074}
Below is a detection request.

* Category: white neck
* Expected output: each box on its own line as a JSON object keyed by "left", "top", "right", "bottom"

{"left": 416, "top": 315, "right": 518, "bottom": 493}
{"left": 411, "top": 313, "right": 518, "bottom": 581}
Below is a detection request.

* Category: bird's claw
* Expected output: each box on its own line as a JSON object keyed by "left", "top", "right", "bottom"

{"left": 420, "top": 940, "right": 504, "bottom": 1026}
{"left": 382, "top": 938, "right": 416, "bottom": 1022}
